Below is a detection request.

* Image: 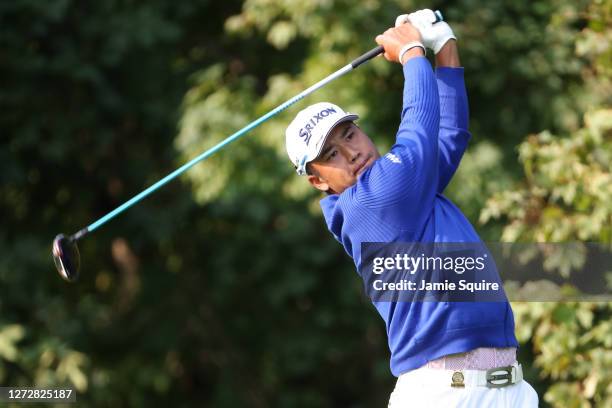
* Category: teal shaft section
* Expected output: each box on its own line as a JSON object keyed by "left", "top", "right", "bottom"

{"left": 86, "top": 64, "right": 354, "bottom": 233}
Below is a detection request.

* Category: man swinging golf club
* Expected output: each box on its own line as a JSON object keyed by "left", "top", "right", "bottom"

{"left": 285, "top": 10, "right": 539, "bottom": 407}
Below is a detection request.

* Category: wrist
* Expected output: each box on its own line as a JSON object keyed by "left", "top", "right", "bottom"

{"left": 401, "top": 48, "right": 425, "bottom": 64}
{"left": 434, "top": 39, "right": 460, "bottom": 67}
{"left": 399, "top": 41, "right": 426, "bottom": 64}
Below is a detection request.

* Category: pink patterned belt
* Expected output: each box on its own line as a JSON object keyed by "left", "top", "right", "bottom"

{"left": 425, "top": 347, "right": 517, "bottom": 370}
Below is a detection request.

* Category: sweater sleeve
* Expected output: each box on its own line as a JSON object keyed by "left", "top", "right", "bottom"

{"left": 355, "top": 57, "right": 439, "bottom": 227}
{"left": 435, "top": 67, "right": 471, "bottom": 193}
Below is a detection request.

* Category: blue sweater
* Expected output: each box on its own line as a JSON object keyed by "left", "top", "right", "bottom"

{"left": 320, "top": 58, "right": 518, "bottom": 376}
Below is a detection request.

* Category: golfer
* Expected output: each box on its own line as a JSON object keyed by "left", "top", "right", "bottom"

{"left": 285, "top": 10, "right": 539, "bottom": 407}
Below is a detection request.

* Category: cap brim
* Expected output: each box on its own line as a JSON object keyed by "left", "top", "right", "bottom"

{"left": 311, "top": 113, "right": 359, "bottom": 161}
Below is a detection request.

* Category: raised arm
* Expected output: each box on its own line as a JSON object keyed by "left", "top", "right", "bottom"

{"left": 396, "top": 10, "right": 471, "bottom": 193}
{"left": 357, "top": 25, "right": 439, "bottom": 224}
{"left": 435, "top": 41, "right": 471, "bottom": 192}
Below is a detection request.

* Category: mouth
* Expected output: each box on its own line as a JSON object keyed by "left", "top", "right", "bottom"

{"left": 354, "top": 155, "right": 372, "bottom": 177}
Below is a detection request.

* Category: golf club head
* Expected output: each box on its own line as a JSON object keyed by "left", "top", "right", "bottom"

{"left": 52, "top": 234, "right": 80, "bottom": 282}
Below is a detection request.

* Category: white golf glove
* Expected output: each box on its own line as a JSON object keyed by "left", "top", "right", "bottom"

{"left": 395, "top": 9, "right": 456, "bottom": 54}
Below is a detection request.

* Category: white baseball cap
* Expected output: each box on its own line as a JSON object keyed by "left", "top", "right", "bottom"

{"left": 285, "top": 102, "right": 359, "bottom": 175}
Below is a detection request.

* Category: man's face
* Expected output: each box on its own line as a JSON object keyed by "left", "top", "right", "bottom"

{"left": 307, "top": 121, "right": 380, "bottom": 194}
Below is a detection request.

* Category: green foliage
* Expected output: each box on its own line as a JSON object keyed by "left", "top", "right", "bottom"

{"left": 481, "top": 116, "right": 612, "bottom": 405}
{"left": 2, "top": 0, "right": 610, "bottom": 406}
{"left": 479, "top": 3, "right": 611, "bottom": 406}
{"left": 481, "top": 109, "right": 611, "bottom": 243}
{"left": 512, "top": 301, "right": 611, "bottom": 408}
{"left": 445, "top": 141, "right": 513, "bottom": 240}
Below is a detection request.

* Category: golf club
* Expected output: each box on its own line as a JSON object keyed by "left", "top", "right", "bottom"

{"left": 52, "top": 11, "right": 443, "bottom": 282}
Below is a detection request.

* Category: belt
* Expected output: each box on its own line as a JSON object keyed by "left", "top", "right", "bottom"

{"left": 397, "top": 362, "right": 523, "bottom": 389}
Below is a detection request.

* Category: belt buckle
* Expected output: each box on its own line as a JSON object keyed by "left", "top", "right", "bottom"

{"left": 486, "top": 366, "right": 514, "bottom": 388}
{"left": 450, "top": 371, "right": 465, "bottom": 388}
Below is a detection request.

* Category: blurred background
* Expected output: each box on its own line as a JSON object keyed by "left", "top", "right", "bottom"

{"left": 1, "top": 0, "right": 610, "bottom": 406}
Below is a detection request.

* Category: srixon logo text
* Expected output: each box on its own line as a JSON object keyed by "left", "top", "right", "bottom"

{"left": 298, "top": 107, "right": 336, "bottom": 145}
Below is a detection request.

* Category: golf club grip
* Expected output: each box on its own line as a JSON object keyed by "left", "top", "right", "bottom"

{"left": 350, "top": 10, "right": 444, "bottom": 69}
{"left": 351, "top": 46, "right": 385, "bottom": 68}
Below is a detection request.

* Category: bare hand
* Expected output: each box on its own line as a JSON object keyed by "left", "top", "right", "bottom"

{"left": 375, "top": 23, "right": 423, "bottom": 64}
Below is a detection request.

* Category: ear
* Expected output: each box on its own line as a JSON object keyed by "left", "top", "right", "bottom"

{"left": 307, "top": 174, "right": 329, "bottom": 192}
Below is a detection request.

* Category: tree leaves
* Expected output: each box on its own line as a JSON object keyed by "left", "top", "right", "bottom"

{"left": 2, "top": 0, "right": 611, "bottom": 406}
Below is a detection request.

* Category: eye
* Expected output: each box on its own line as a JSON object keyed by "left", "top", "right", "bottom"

{"left": 346, "top": 132, "right": 353, "bottom": 140}
{"left": 326, "top": 150, "right": 338, "bottom": 161}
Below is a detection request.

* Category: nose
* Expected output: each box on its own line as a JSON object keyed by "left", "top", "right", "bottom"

{"left": 342, "top": 145, "right": 360, "bottom": 163}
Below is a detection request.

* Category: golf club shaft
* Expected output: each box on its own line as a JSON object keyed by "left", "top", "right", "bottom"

{"left": 73, "top": 10, "right": 444, "bottom": 240}
{"left": 77, "top": 49, "right": 383, "bottom": 238}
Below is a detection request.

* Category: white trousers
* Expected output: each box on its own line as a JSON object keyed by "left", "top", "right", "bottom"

{"left": 388, "top": 365, "right": 539, "bottom": 408}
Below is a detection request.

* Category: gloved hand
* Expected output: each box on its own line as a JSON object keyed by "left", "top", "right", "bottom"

{"left": 395, "top": 9, "right": 456, "bottom": 54}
